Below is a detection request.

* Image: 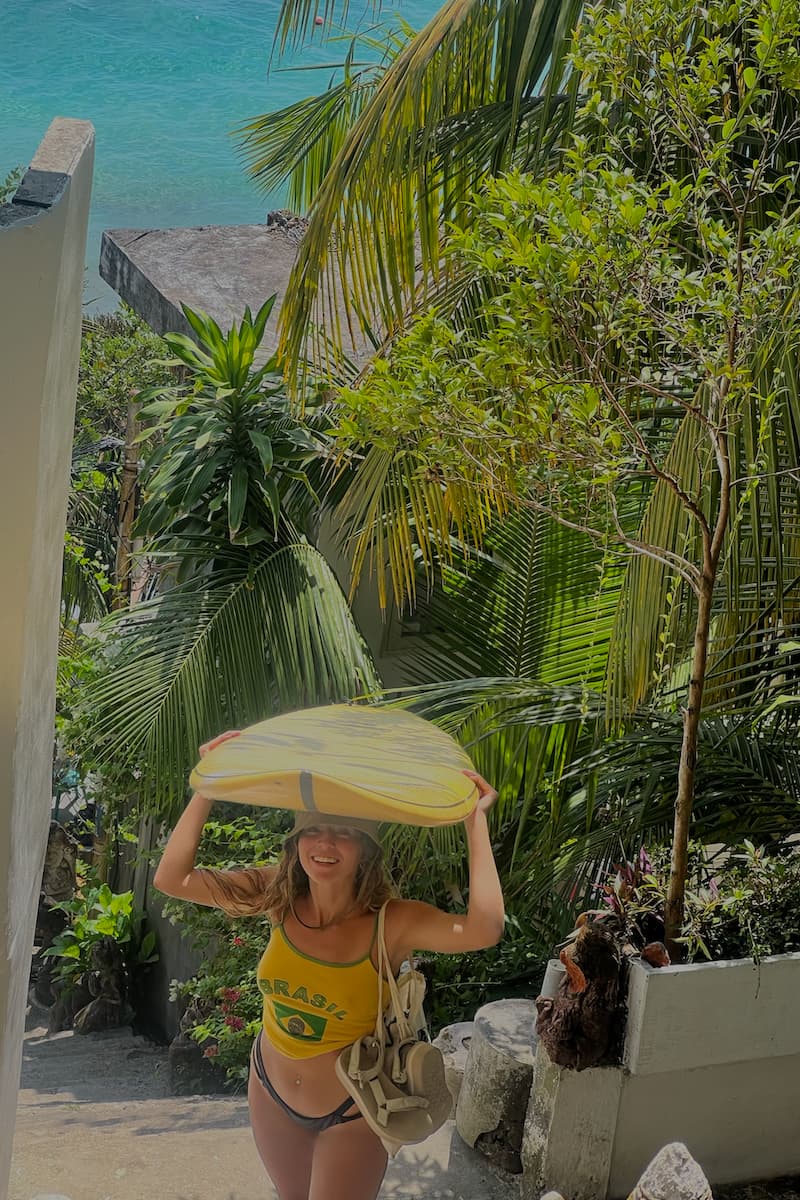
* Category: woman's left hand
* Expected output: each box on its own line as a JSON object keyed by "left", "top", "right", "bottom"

{"left": 462, "top": 769, "right": 498, "bottom": 830}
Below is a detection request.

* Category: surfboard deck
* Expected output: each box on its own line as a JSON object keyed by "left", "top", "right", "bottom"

{"left": 189, "top": 705, "right": 478, "bottom": 826}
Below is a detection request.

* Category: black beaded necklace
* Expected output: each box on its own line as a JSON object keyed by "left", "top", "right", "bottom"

{"left": 290, "top": 901, "right": 357, "bottom": 931}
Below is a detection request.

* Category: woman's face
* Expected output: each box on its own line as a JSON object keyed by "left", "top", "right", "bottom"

{"left": 296, "top": 824, "right": 366, "bottom": 887}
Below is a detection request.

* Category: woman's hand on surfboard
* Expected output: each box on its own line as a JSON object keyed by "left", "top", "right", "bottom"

{"left": 461, "top": 770, "right": 498, "bottom": 829}
{"left": 199, "top": 729, "right": 241, "bottom": 758}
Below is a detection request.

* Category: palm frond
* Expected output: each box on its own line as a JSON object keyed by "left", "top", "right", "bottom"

{"left": 81, "top": 543, "right": 380, "bottom": 818}
{"left": 381, "top": 680, "right": 800, "bottom": 927}
{"left": 273, "top": 0, "right": 585, "bottom": 384}
{"left": 239, "top": 28, "right": 410, "bottom": 212}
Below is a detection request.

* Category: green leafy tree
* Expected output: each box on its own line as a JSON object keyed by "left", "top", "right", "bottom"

{"left": 330, "top": 0, "right": 800, "bottom": 952}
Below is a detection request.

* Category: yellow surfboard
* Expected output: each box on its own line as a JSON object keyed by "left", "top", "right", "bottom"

{"left": 189, "top": 705, "right": 478, "bottom": 826}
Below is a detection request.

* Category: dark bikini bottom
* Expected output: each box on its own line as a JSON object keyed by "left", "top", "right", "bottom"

{"left": 251, "top": 1035, "right": 363, "bottom": 1132}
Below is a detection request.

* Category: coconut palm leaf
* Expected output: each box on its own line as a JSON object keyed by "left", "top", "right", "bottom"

{"left": 380, "top": 680, "right": 800, "bottom": 927}
{"left": 238, "top": 26, "right": 411, "bottom": 213}
{"left": 391, "top": 508, "right": 620, "bottom": 690}
{"left": 80, "top": 543, "right": 380, "bottom": 818}
{"left": 605, "top": 329, "right": 800, "bottom": 721}
{"left": 266, "top": 0, "right": 585, "bottom": 384}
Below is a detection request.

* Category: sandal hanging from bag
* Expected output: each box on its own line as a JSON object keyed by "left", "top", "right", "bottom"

{"left": 335, "top": 901, "right": 452, "bottom": 1156}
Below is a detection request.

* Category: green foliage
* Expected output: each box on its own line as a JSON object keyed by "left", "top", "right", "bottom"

{"left": 602, "top": 841, "right": 800, "bottom": 964}
{"left": 383, "top": 683, "right": 800, "bottom": 939}
{"left": 161, "top": 812, "right": 286, "bottom": 1080}
{"left": 137, "top": 299, "right": 323, "bottom": 553}
{"left": 0, "top": 165, "right": 23, "bottom": 203}
{"left": 322, "top": 0, "right": 800, "bottom": 946}
{"left": 43, "top": 866, "right": 157, "bottom": 990}
{"left": 336, "top": 153, "right": 799, "bottom": 549}
{"left": 64, "top": 309, "right": 171, "bottom": 625}
{"left": 77, "top": 308, "right": 168, "bottom": 446}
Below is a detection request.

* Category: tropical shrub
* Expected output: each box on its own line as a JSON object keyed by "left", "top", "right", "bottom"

{"left": 597, "top": 842, "right": 800, "bottom": 965}
{"left": 43, "top": 865, "right": 158, "bottom": 991}
{"left": 160, "top": 812, "right": 287, "bottom": 1080}
{"left": 136, "top": 299, "right": 322, "bottom": 555}
{"left": 0, "top": 165, "right": 23, "bottom": 203}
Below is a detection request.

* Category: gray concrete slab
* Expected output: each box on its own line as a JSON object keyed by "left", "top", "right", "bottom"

{"left": 99, "top": 216, "right": 368, "bottom": 363}
{"left": 10, "top": 1017, "right": 515, "bottom": 1200}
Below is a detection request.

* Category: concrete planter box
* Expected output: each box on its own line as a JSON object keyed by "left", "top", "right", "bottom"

{"left": 522, "top": 951, "right": 800, "bottom": 1199}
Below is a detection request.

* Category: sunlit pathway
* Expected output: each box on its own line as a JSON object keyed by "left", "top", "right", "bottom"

{"left": 10, "top": 1017, "right": 513, "bottom": 1200}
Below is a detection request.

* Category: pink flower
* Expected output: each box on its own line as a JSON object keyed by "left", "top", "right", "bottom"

{"left": 232, "top": 936, "right": 244, "bottom": 947}
{"left": 225, "top": 1015, "right": 245, "bottom": 1031}
{"left": 203, "top": 1045, "right": 219, "bottom": 1058}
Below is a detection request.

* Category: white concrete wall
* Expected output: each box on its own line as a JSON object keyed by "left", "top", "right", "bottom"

{"left": 522, "top": 953, "right": 800, "bottom": 1199}
{"left": 609, "top": 953, "right": 800, "bottom": 1193}
{"left": 0, "top": 117, "right": 94, "bottom": 1196}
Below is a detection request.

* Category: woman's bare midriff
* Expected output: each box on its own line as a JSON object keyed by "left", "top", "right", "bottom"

{"left": 257, "top": 1029, "right": 357, "bottom": 1116}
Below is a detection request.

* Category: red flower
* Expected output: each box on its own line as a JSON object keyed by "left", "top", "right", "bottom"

{"left": 225, "top": 1015, "right": 245, "bottom": 1031}
{"left": 232, "top": 936, "right": 244, "bottom": 947}
{"left": 203, "top": 1045, "right": 219, "bottom": 1058}
{"left": 221, "top": 988, "right": 242, "bottom": 1004}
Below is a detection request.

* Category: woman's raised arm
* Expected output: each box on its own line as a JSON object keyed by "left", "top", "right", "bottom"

{"left": 390, "top": 770, "right": 505, "bottom": 957}
{"left": 152, "top": 731, "right": 274, "bottom": 910}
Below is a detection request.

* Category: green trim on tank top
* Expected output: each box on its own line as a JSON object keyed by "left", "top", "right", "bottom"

{"left": 278, "top": 914, "right": 380, "bottom": 970}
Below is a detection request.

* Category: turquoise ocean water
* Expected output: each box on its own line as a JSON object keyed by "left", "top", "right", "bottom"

{"left": 1, "top": 0, "right": 435, "bottom": 309}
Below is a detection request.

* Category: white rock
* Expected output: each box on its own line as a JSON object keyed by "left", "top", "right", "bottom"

{"left": 628, "top": 1142, "right": 712, "bottom": 1200}
{"left": 432, "top": 1021, "right": 474, "bottom": 1115}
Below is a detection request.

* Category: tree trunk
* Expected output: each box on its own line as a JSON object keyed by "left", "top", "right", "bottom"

{"left": 664, "top": 570, "right": 714, "bottom": 958}
{"left": 113, "top": 396, "right": 139, "bottom": 611}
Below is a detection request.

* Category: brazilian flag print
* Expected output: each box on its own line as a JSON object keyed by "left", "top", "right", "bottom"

{"left": 273, "top": 1000, "right": 328, "bottom": 1043}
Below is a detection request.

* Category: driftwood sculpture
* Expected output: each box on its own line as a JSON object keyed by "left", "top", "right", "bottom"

{"left": 535, "top": 911, "right": 670, "bottom": 1071}
{"left": 535, "top": 919, "right": 624, "bottom": 1070}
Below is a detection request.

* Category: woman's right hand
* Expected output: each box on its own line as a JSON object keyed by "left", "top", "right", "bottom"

{"left": 198, "top": 729, "right": 241, "bottom": 758}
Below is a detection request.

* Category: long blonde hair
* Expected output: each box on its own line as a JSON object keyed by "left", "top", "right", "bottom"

{"left": 199, "top": 830, "right": 394, "bottom": 923}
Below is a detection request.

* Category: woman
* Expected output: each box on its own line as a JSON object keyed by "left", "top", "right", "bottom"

{"left": 154, "top": 729, "right": 504, "bottom": 1200}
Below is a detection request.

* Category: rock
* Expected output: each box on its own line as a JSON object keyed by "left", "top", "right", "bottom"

{"left": 433, "top": 1021, "right": 474, "bottom": 1115}
{"left": 629, "top": 1143, "right": 712, "bottom": 1200}
{"left": 455, "top": 998, "right": 537, "bottom": 1174}
{"left": 167, "top": 1033, "right": 228, "bottom": 1096}
{"left": 539, "top": 1193, "right": 567, "bottom": 1199}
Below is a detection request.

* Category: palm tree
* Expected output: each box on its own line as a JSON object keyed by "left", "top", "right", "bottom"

{"left": 235, "top": 0, "right": 800, "bottom": 956}
{"left": 240, "top": 0, "right": 586, "bottom": 384}
{"left": 73, "top": 304, "right": 381, "bottom": 819}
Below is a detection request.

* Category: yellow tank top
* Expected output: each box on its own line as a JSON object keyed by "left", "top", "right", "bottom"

{"left": 256, "top": 917, "right": 381, "bottom": 1059}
